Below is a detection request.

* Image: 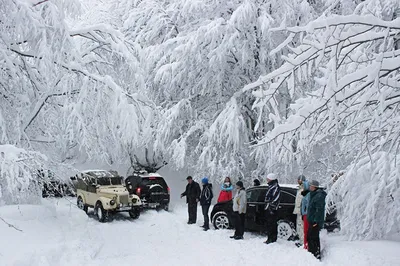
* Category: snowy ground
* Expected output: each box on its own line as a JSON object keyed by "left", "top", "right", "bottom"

{"left": 1, "top": 198, "right": 400, "bottom": 266}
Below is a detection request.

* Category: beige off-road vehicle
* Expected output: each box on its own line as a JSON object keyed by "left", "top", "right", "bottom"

{"left": 73, "top": 170, "right": 142, "bottom": 222}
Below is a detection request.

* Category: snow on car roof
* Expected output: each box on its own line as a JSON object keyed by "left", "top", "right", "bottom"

{"left": 82, "top": 170, "right": 119, "bottom": 177}
{"left": 140, "top": 172, "right": 163, "bottom": 178}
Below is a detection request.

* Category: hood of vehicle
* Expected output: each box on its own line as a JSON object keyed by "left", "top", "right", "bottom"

{"left": 97, "top": 186, "right": 129, "bottom": 196}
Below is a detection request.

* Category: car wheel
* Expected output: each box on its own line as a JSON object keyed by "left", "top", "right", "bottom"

{"left": 212, "top": 212, "right": 230, "bottom": 230}
{"left": 163, "top": 204, "right": 169, "bottom": 211}
{"left": 277, "top": 220, "right": 297, "bottom": 241}
{"left": 77, "top": 196, "right": 88, "bottom": 214}
{"left": 95, "top": 201, "right": 108, "bottom": 223}
{"left": 129, "top": 209, "right": 140, "bottom": 219}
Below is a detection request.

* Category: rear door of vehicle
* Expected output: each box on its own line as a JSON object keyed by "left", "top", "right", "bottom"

{"left": 140, "top": 177, "right": 169, "bottom": 205}
{"left": 245, "top": 187, "right": 267, "bottom": 231}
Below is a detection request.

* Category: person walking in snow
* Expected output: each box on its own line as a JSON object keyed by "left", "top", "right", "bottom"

{"left": 307, "top": 180, "right": 327, "bottom": 260}
{"left": 264, "top": 173, "right": 281, "bottom": 244}
{"left": 200, "top": 177, "right": 213, "bottom": 231}
{"left": 293, "top": 175, "right": 309, "bottom": 247}
{"left": 181, "top": 176, "right": 201, "bottom": 224}
{"left": 217, "top": 177, "right": 233, "bottom": 202}
{"left": 230, "top": 181, "right": 247, "bottom": 240}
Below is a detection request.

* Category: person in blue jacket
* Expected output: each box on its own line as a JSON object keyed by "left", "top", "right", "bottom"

{"left": 217, "top": 177, "right": 233, "bottom": 202}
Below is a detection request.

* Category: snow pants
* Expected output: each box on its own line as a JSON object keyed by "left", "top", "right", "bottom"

{"left": 233, "top": 211, "right": 245, "bottom": 237}
{"left": 303, "top": 215, "right": 309, "bottom": 249}
{"left": 308, "top": 224, "right": 321, "bottom": 260}
{"left": 296, "top": 214, "right": 304, "bottom": 242}
{"left": 265, "top": 211, "right": 278, "bottom": 243}
{"left": 188, "top": 202, "right": 198, "bottom": 223}
{"left": 201, "top": 204, "right": 210, "bottom": 229}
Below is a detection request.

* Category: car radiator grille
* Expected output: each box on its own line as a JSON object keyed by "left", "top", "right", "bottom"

{"left": 119, "top": 195, "right": 129, "bottom": 205}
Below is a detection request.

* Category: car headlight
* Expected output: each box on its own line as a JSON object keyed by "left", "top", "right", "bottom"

{"left": 110, "top": 200, "right": 115, "bottom": 205}
{"left": 132, "top": 198, "right": 137, "bottom": 204}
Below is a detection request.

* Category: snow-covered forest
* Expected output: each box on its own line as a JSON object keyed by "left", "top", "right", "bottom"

{"left": 1, "top": 0, "right": 399, "bottom": 242}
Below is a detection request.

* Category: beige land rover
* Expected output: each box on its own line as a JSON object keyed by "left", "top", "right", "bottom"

{"left": 74, "top": 170, "right": 142, "bottom": 222}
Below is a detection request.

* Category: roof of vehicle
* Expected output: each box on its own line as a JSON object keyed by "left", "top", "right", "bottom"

{"left": 131, "top": 171, "right": 163, "bottom": 178}
{"left": 250, "top": 183, "right": 298, "bottom": 190}
{"left": 81, "top": 170, "right": 120, "bottom": 178}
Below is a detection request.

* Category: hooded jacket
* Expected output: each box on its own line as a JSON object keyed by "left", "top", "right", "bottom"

{"left": 200, "top": 183, "right": 213, "bottom": 206}
{"left": 307, "top": 188, "right": 327, "bottom": 228}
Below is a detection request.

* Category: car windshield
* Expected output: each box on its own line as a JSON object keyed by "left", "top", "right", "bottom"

{"left": 97, "top": 177, "right": 123, "bottom": 186}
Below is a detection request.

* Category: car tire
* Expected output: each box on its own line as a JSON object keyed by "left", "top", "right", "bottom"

{"left": 95, "top": 201, "right": 108, "bottom": 223}
{"left": 277, "top": 220, "right": 297, "bottom": 241}
{"left": 129, "top": 209, "right": 140, "bottom": 219}
{"left": 212, "top": 212, "right": 230, "bottom": 230}
{"left": 163, "top": 204, "right": 169, "bottom": 211}
{"left": 77, "top": 196, "right": 88, "bottom": 214}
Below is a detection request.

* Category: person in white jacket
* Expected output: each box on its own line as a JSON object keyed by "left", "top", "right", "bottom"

{"left": 230, "top": 181, "right": 247, "bottom": 240}
{"left": 293, "top": 175, "right": 307, "bottom": 244}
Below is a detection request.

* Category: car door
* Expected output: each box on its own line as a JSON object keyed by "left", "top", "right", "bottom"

{"left": 277, "top": 188, "right": 296, "bottom": 223}
{"left": 245, "top": 188, "right": 266, "bottom": 231}
{"left": 85, "top": 175, "right": 97, "bottom": 206}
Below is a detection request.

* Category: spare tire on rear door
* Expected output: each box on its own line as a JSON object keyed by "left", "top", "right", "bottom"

{"left": 125, "top": 175, "right": 142, "bottom": 194}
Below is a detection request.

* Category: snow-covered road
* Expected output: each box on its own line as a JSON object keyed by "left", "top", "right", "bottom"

{"left": 1, "top": 199, "right": 399, "bottom": 266}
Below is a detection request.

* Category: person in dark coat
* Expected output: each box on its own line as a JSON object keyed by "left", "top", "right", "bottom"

{"left": 253, "top": 179, "right": 261, "bottom": 186}
{"left": 307, "top": 180, "right": 327, "bottom": 260}
{"left": 181, "top": 176, "right": 201, "bottom": 224}
{"left": 264, "top": 173, "right": 281, "bottom": 244}
{"left": 200, "top": 177, "right": 213, "bottom": 231}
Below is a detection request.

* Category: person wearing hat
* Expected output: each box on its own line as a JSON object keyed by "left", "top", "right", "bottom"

{"left": 181, "top": 176, "right": 201, "bottom": 224}
{"left": 307, "top": 180, "right": 327, "bottom": 260}
{"left": 263, "top": 173, "right": 281, "bottom": 244}
{"left": 293, "top": 175, "right": 309, "bottom": 247}
{"left": 200, "top": 177, "right": 213, "bottom": 231}
{"left": 230, "top": 181, "right": 247, "bottom": 240}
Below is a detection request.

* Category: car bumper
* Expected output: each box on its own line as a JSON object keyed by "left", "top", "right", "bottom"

{"left": 115, "top": 205, "right": 142, "bottom": 212}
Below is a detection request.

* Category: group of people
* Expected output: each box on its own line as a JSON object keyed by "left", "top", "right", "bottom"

{"left": 180, "top": 173, "right": 327, "bottom": 260}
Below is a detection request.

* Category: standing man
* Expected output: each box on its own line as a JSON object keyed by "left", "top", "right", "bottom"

{"left": 264, "top": 173, "right": 281, "bottom": 244}
{"left": 181, "top": 176, "right": 201, "bottom": 224}
{"left": 200, "top": 177, "right": 213, "bottom": 231}
{"left": 230, "top": 181, "right": 247, "bottom": 240}
{"left": 293, "top": 175, "right": 308, "bottom": 246}
{"left": 307, "top": 180, "right": 327, "bottom": 260}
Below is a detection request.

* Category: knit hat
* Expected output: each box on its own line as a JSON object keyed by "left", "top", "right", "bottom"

{"left": 253, "top": 179, "right": 260, "bottom": 186}
{"left": 201, "top": 177, "right": 209, "bottom": 184}
{"left": 266, "top": 173, "right": 277, "bottom": 181}
{"left": 309, "top": 180, "right": 320, "bottom": 188}
{"left": 298, "top": 175, "right": 306, "bottom": 181}
{"left": 236, "top": 181, "right": 244, "bottom": 188}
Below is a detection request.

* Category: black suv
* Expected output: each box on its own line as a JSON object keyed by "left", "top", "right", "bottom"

{"left": 125, "top": 171, "right": 170, "bottom": 211}
{"left": 211, "top": 184, "right": 339, "bottom": 240}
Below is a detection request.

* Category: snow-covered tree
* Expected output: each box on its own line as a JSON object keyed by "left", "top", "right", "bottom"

{"left": 244, "top": 0, "right": 400, "bottom": 239}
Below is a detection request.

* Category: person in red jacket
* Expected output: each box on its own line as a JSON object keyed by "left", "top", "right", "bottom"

{"left": 217, "top": 177, "right": 233, "bottom": 202}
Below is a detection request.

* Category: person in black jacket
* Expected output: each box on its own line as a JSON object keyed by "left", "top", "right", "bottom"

{"left": 181, "top": 176, "right": 201, "bottom": 224}
{"left": 264, "top": 173, "right": 281, "bottom": 244}
{"left": 200, "top": 177, "right": 213, "bottom": 231}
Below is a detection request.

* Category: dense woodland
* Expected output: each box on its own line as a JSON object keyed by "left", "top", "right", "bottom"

{"left": 1, "top": 0, "right": 399, "bottom": 239}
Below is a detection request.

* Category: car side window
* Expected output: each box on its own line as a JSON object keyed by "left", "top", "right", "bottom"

{"left": 247, "top": 189, "right": 263, "bottom": 203}
{"left": 280, "top": 190, "right": 296, "bottom": 205}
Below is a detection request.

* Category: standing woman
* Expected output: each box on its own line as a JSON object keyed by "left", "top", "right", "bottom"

{"left": 217, "top": 177, "right": 233, "bottom": 202}
{"left": 230, "top": 181, "right": 247, "bottom": 240}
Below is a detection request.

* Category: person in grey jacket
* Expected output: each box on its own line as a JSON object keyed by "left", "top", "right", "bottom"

{"left": 230, "top": 181, "right": 247, "bottom": 240}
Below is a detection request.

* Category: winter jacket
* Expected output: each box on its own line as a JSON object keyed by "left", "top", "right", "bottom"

{"left": 293, "top": 184, "right": 304, "bottom": 215}
{"left": 217, "top": 183, "right": 233, "bottom": 202}
{"left": 181, "top": 181, "right": 201, "bottom": 204}
{"left": 233, "top": 188, "right": 247, "bottom": 214}
{"left": 264, "top": 180, "right": 281, "bottom": 212}
{"left": 200, "top": 184, "right": 213, "bottom": 206}
{"left": 307, "top": 188, "right": 327, "bottom": 228}
{"left": 301, "top": 190, "right": 310, "bottom": 215}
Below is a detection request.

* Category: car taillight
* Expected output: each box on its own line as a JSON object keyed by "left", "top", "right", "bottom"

{"left": 167, "top": 187, "right": 170, "bottom": 194}
{"left": 136, "top": 187, "right": 141, "bottom": 195}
